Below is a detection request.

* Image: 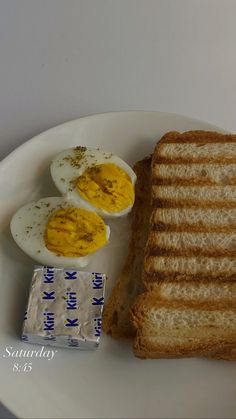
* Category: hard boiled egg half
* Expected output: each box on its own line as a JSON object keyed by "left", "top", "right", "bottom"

{"left": 10, "top": 197, "right": 110, "bottom": 268}
{"left": 50, "top": 147, "right": 137, "bottom": 218}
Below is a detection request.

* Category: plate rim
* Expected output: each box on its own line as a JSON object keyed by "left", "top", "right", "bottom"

{"left": 0, "top": 110, "right": 229, "bottom": 169}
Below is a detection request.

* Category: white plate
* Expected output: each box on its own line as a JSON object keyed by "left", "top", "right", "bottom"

{"left": 0, "top": 111, "right": 235, "bottom": 419}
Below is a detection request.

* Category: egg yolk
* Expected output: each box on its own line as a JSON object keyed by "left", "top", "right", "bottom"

{"left": 44, "top": 208, "right": 107, "bottom": 257}
{"left": 76, "top": 163, "right": 135, "bottom": 213}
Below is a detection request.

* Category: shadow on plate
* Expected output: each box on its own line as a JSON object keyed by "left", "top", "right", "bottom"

{"left": 36, "top": 166, "right": 59, "bottom": 198}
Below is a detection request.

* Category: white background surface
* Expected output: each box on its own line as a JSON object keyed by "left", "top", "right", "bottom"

{"left": 1, "top": 0, "right": 236, "bottom": 417}
{"left": 1, "top": 0, "right": 236, "bottom": 162}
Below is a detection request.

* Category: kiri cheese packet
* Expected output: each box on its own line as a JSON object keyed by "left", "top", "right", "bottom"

{"left": 22, "top": 266, "right": 106, "bottom": 349}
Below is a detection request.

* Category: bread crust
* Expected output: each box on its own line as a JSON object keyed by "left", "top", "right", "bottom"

{"left": 134, "top": 336, "right": 236, "bottom": 359}
{"left": 156, "top": 130, "right": 236, "bottom": 144}
{"left": 131, "top": 295, "right": 236, "bottom": 359}
{"left": 102, "top": 156, "right": 152, "bottom": 339}
{"left": 144, "top": 271, "right": 236, "bottom": 283}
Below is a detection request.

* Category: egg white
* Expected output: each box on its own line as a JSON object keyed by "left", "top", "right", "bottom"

{"left": 10, "top": 197, "right": 110, "bottom": 268}
{"left": 50, "top": 147, "right": 137, "bottom": 218}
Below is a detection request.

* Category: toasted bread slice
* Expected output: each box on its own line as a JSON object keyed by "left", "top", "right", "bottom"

{"left": 134, "top": 130, "right": 236, "bottom": 359}
{"left": 132, "top": 293, "right": 236, "bottom": 339}
{"left": 131, "top": 293, "right": 236, "bottom": 358}
{"left": 153, "top": 131, "right": 236, "bottom": 164}
{"left": 102, "top": 156, "right": 152, "bottom": 339}
{"left": 134, "top": 336, "right": 236, "bottom": 360}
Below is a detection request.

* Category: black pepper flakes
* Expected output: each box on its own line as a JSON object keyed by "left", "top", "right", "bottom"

{"left": 63, "top": 146, "right": 87, "bottom": 169}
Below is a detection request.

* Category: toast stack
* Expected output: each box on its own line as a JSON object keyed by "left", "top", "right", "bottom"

{"left": 131, "top": 130, "right": 236, "bottom": 359}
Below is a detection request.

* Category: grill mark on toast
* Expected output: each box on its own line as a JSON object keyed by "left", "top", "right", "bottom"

{"left": 144, "top": 271, "right": 236, "bottom": 283}
{"left": 160, "top": 137, "right": 236, "bottom": 144}
{"left": 153, "top": 156, "right": 236, "bottom": 164}
{"left": 158, "top": 131, "right": 236, "bottom": 144}
{"left": 153, "top": 198, "right": 236, "bottom": 208}
{"left": 152, "top": 178, "right": 236, "bottom": 186}
{"left": 152, "top": 223, "right": 236, "bottom": 233}
{"left": 148, "top": 247, "right": 236, "bottom": 257}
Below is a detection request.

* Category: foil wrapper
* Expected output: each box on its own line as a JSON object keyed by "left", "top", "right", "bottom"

{"left": 22, "top": 266, "right": 106, "bottom": 350}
